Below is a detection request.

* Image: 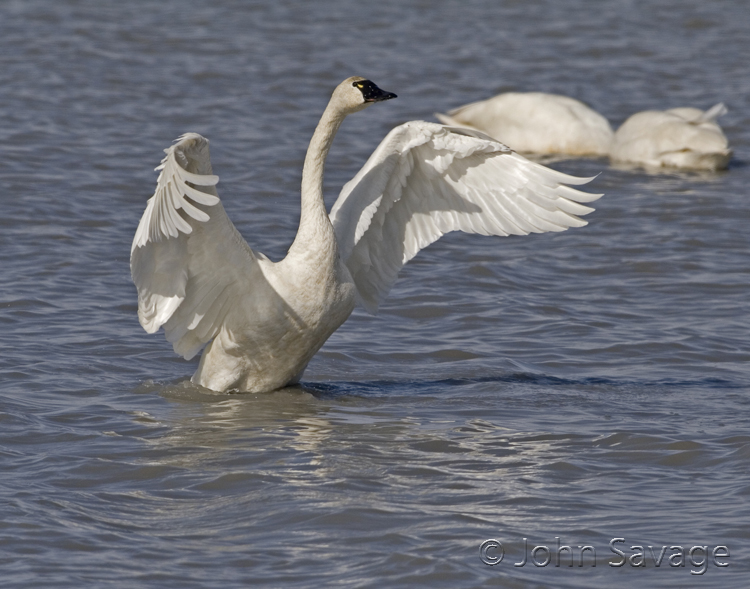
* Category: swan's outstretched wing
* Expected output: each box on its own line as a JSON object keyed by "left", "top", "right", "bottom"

{"left": 330, "top": 121, "right": 602, "bottom": 313}
{"left": 131, "top": 133, "right": 268, "bottom": 360}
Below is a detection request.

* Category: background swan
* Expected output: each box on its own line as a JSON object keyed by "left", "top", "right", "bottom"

{"left": 610, "top": 103, "right": 732, "bottom": 171}
{"left": 435, "top": 92, "right": 613, "bottom": 157}
{"left": 130, "top": 77, "right": 602, "bottom": 393}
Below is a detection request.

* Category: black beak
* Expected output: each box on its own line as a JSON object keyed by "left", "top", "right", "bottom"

{"left": 357, "top": 80, "right": 397, "bottom": 102}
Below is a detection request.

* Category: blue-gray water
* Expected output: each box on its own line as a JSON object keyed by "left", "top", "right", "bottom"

{"left": 1, "top": 1, "right": 749, "bottom": 587}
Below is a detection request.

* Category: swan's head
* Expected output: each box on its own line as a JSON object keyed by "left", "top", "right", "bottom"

{"left": 333, "top": 76, "right": 397, "bottom": 114}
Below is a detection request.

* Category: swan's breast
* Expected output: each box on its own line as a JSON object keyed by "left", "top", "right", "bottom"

{"left": 263, "top": 250, "right": 356, "bottom": 334}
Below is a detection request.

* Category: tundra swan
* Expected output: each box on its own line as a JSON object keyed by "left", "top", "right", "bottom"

{"left": 609, "top": 103, "right": 731, "bottom": 171}
{"left": 131, "top": 77, "right": 602, "bottom": 393}
{"left": 435, "top": 92, "right": 613, "bottom": 157}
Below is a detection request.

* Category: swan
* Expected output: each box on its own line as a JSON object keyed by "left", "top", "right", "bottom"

{"left": 609, "top": 103, "right": 732, "bottom": 171}
{"left": 435, "top": 92, "right": 613, "bottom": 157}
{"left": 131, "top": 77, "right": 602, "bottom": 393}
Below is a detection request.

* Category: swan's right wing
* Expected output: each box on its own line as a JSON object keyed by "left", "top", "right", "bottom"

{"left": 330, "top": 121, "right": 602, "bottom": 313}
{"left": 131, "top": 133, "right": 270, "bottom": 360}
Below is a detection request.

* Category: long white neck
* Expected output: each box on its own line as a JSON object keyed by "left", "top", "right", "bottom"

{"left": 288, "top": 100, "right": 347, "bottom": 257}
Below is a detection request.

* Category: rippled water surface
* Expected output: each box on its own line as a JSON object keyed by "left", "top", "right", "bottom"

{"left": 1, "top": 1, "right": 749, "bottom": 587}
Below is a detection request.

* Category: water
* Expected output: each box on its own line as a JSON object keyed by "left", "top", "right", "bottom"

{"left": 1, "top": 0, "right": 749, "bottom": 587}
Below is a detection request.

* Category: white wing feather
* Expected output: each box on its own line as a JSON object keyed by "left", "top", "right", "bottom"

{"left": 330, "top": 121, "right": 601, "bottom": 313}
{"left": 130, "top": 133, "right": 268, "bottom": 360}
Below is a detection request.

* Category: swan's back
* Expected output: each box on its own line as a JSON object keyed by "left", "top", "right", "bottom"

{"left": 610, "top": 103, "right": 731, "bottom": 171}
{"left": 435, "top": 92, "right": 613, "bottom": 157}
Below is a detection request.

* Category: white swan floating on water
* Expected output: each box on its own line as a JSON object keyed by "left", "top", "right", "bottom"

{"left": 609, "top": 103, "right": 732, "bottom": 171}
{"left": 131, "top": 77, "right": 602, "bottom": 393}
{"left": 435, "top": 92, "right": 613, "bottom": 157}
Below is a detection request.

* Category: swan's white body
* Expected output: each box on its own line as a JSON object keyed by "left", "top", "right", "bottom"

{"left": 435, "top": 92, "right": 613, "bottom": 157}
{"left": 610, "top": 103, "right": 731, "bottom": 171}
{"left": 131, "top": 77, "right": 602, "bottom": 393}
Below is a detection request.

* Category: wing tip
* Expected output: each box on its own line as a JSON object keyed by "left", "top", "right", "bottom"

{"left": 135, "top": 133, "right": 222, "bottom": 248}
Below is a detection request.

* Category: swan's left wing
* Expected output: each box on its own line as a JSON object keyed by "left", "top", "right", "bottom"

{"left": 330, "top": 121, "right": 602, "bottom": 313}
